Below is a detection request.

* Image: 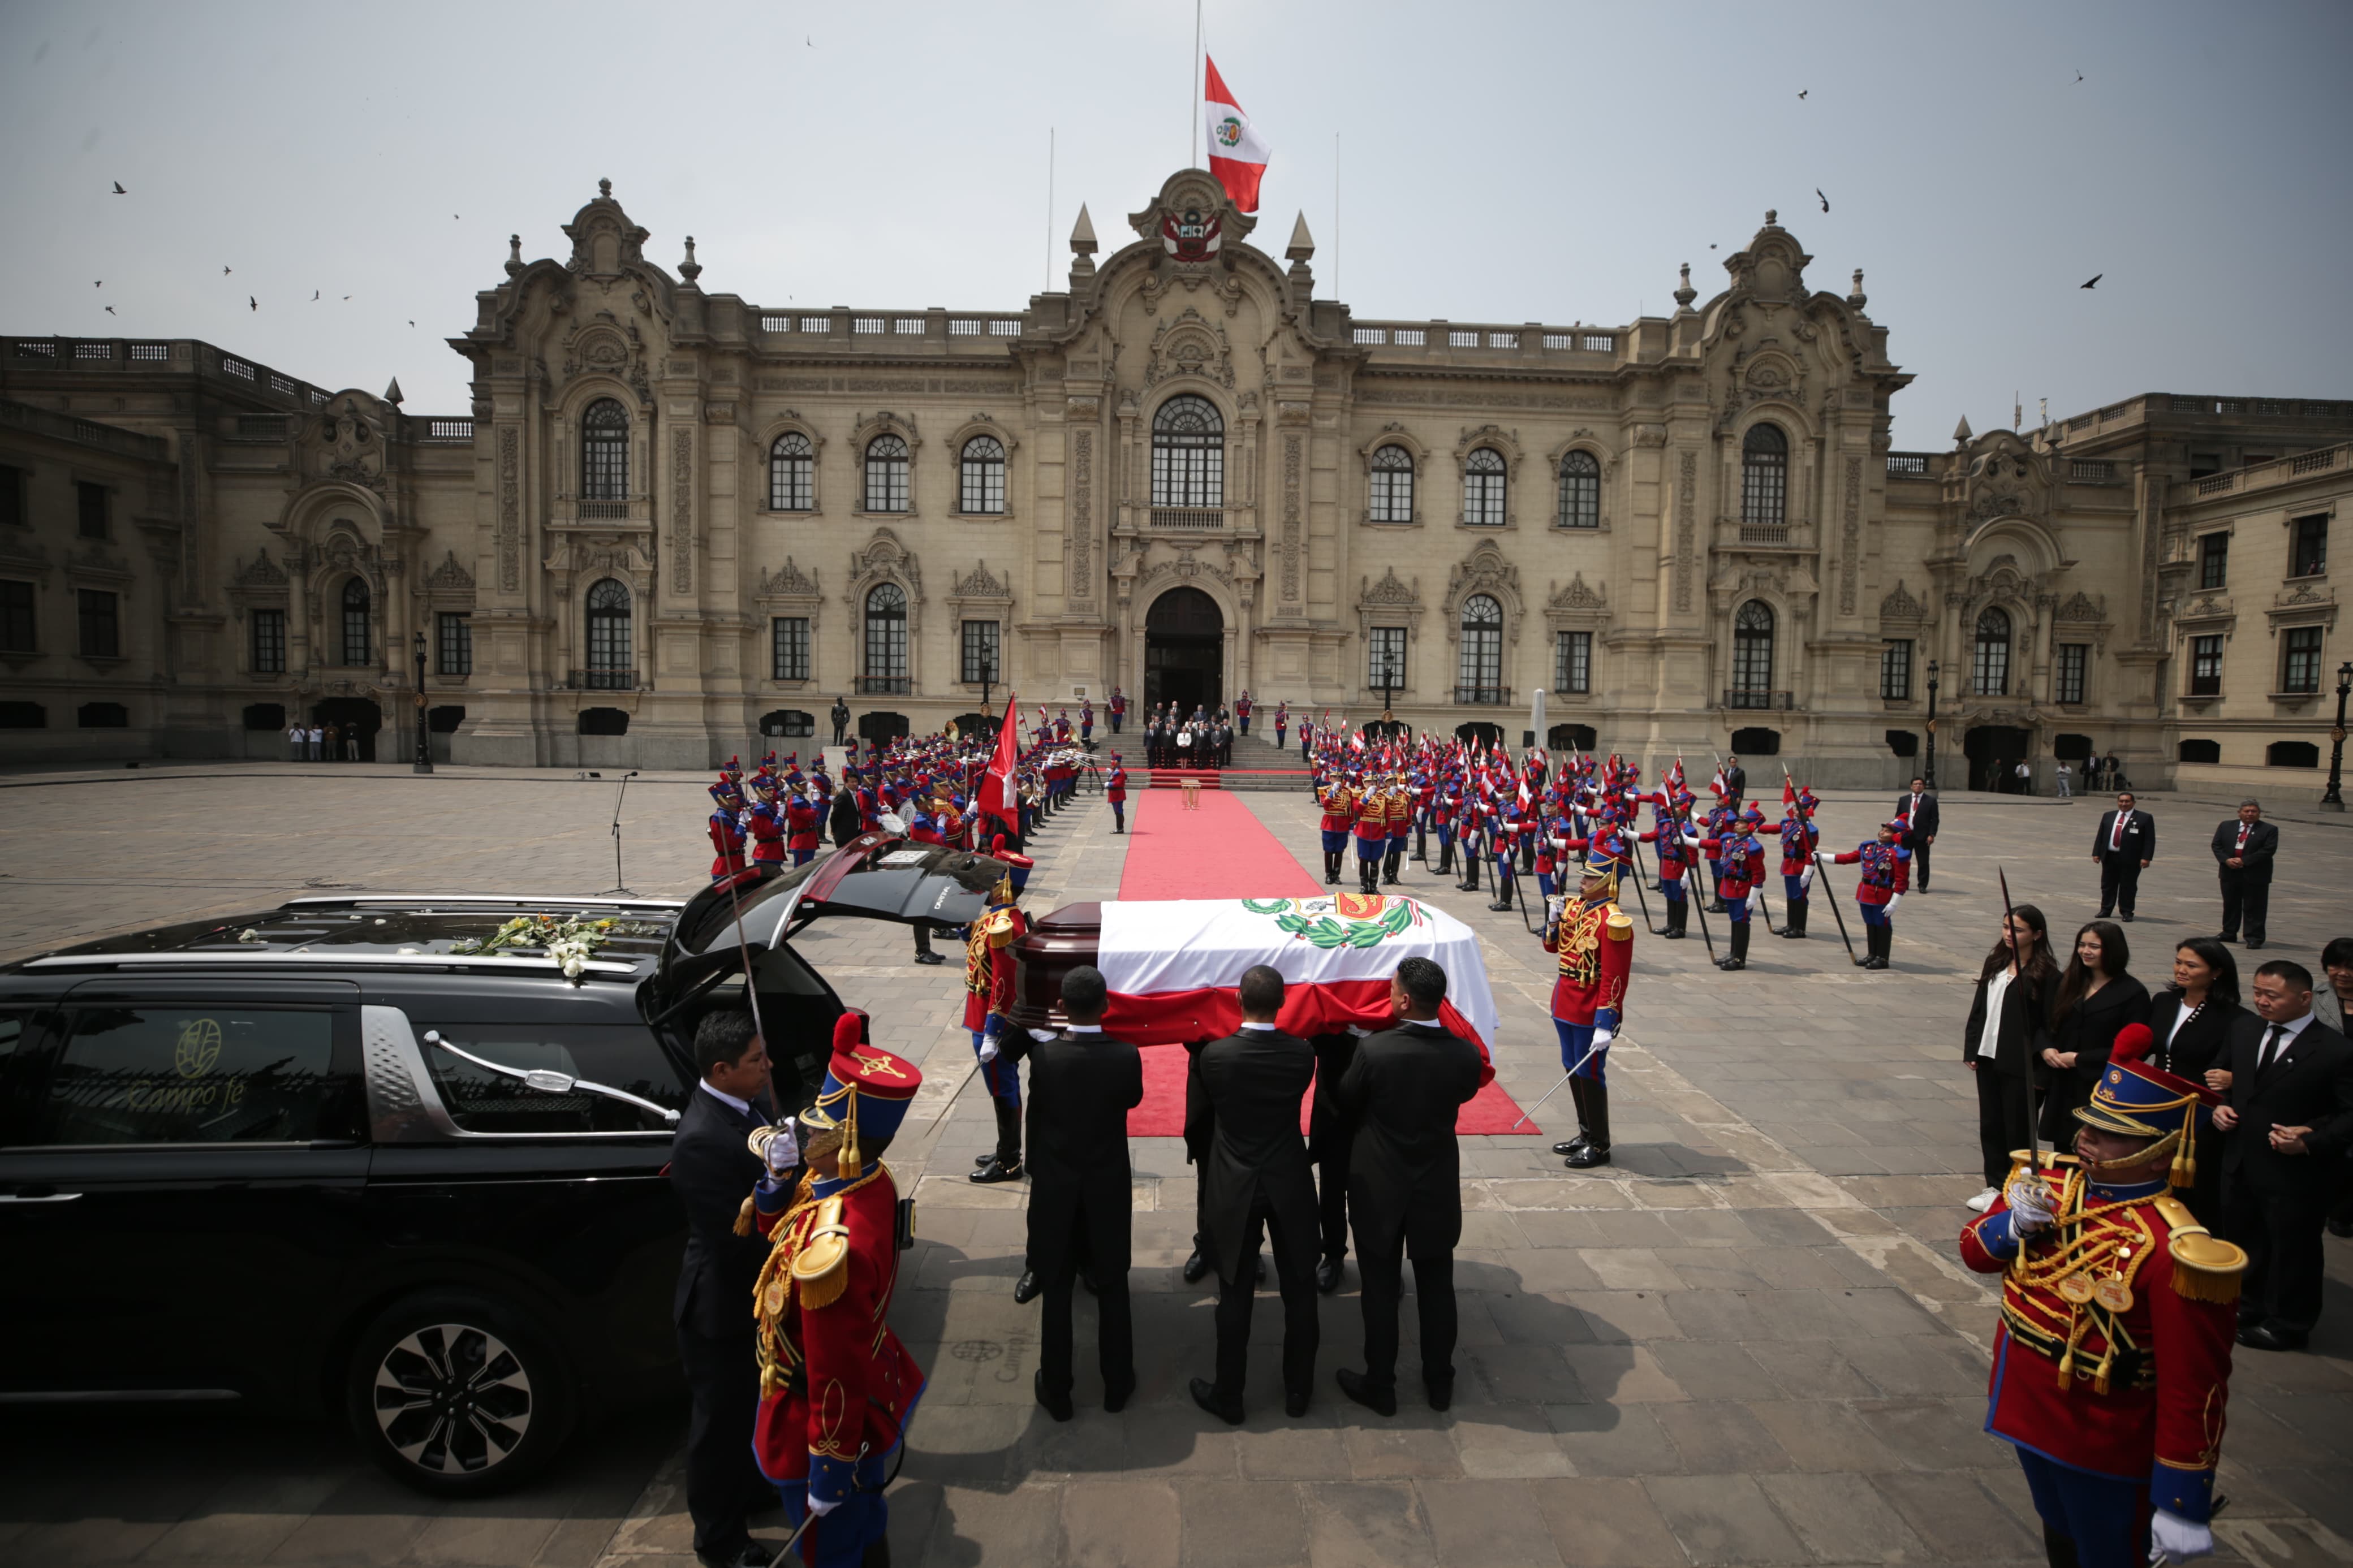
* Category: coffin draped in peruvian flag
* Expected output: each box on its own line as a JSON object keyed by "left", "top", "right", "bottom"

{"left": 1013, "top": 893, "right": 1499, "bottom": 1085}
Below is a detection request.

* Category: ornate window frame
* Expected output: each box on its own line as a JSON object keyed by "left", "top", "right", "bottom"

{"left": 1354, "top": 566, "right": 1424, "bottom": 697}
{"left": 1359, "top": 426, "right": 1428, "bottom": 528}
{"left": 844, "top": 528, "right": 923, "bottom": 688}
{"left": 1546, "top": 434, "right": 1613, "bottom": 533}
{"left": 1441, "top": 538, "right": 1525, "bottom": 693}
{"left": 1542, "top": 572, "right": 1611, "bottom": 704}
{"left": 946, "top": 416, "right": 1019, "bottom": 519}
{"left": 756, "top": 556, "right": 824, "bottom": 689}
{"left": 945, "top": 558, "right": 1016, "bottom": 690}
{"left": 760, "top": 413, "right": 825, "bottom": 515}
{"left": 848, "top": 412, "right": 921, "bottom": 519}
{"left": 1451, "top": 425, "right": 1522, "bottom": 531}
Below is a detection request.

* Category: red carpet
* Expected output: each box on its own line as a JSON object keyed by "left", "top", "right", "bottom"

{"left": 1114, "top": 791, "right": 1537, "bottom": 1135}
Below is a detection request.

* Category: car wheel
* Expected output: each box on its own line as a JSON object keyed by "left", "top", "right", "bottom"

{"left": 344, "top": 1291, "right": 576, "bottom": 1496}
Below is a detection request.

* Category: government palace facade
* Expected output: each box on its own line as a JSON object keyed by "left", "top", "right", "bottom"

{"left": 3, "top": 169, "right": 2347, "bottom": 792}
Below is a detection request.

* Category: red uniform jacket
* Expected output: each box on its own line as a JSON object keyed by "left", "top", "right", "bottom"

{"left": 746, "top": 801, "right": 787, "bottom": 865}
{"left": 962, "top": 905, "right": 1023, "bottom": 1034}
{"left": 1319, "top": 787, "right": 1358, "bottom": 835}
{"left": 1105, "top": 767, "right": 1128, "bottom": 804}
{"left": 1694, "top": 833, "right": 1768, "bottom": 896}
{"left": 1830, "top": 841, "right": 1910, "bottom": 905}
{"left": 785, "top": 798, "right": 821, "bottom": 852}
{"left": 709, "top": 810, "right": 748, "bottom": 879}
{"left": 1541, "top": 896, "right": 1634, "bottom": 1029}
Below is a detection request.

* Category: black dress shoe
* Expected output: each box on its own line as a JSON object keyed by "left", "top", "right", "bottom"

{"left": 2247, "top": 939, "right": 2265, "bottom": 949}
{"left": 1103, "top": 1372, "right": 1136, "bottom": 1414}
{"left": 1012, "top": 1269, "right": 1041, "bottom": 1304}
{"left": 1081, "top": 1271, "right": 1105, "bottom": 1297}
{"left": 1189, "top": 1377, "right": 1244, "bottom": 1426}
{"left": 1717, "top": 956, "right": 1744, "bottom": 971}
{"left": 696, "top": 1544, "right": 773, "bottom": 1568}
{"left": 1424, "top": 1373, "right": 1454, "bottom": 1412}
{"left": 1563, "top": 1145, "right": 1612, "bottom": 1170}
{"left": 970, "top": 1157, "right": 1023, "bottom": 1185}
{"left": 1551, "top": 1137, "right": 1590, "bottom": 1157}
{"left": 1316, "top": 1256, "right": 1342, "bottom": 1294}
{"left": 1335, "top": 1367, "right": 1397, "bottom": 1416}
{"left": 2120, "top": 913, "right": 2134, "bottom": 922}
{"left": 1035, "top": 1368, "right": 1074, "bottom": 1422}
{"left": 2236, "top": 1324, "right": 2305, "bottom": 1352}
{"left": 975, "top": 1152, "right": 998, "bottom": 1168}
{"left": 1284, "top": 1389, "right": 1311, "bottom": 1419}
{"left": 913, "top": 949, "right": 946, "bottom": 966}
{"left": 1182, "top": 1246, "right": 1210, "bottom": 1284}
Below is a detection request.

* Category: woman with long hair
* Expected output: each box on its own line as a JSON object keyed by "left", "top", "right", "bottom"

{"left": 2039, "top": 920, "right": 2149, "bottom": 1144}
{"left": 2145, "top": 937, "right": 2247, "bottom": 1224}
{"left": 1961, "top": 904, "right": 2061, "bottom": 1211}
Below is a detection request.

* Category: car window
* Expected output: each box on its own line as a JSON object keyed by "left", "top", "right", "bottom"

{"left": 37, "top": 1005, "right": 346, "bottom": 1146}
{"left": 417, "top": 1023, "right": 686, "bottom": 1134}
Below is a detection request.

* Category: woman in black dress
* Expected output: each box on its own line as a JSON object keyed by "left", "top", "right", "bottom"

{"left": 2144, "top": 936, "right": 2246, "bottom": 1225}
{"left": 2039, "top": 920, "right": 2149, "bottom": 1146}
{"left": 1960, "top": 903, "right": 2061, "bottom": 1211}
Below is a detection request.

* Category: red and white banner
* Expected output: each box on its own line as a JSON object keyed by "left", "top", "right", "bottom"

{"left": 1095, "top": 895, "right": 1497, "bottom": 1082}
{"left": 1203, "top": 57, "right": 1270, "bottom": 214}
{"left": 976, "top": 691, "right": 1020, "bottom": 841}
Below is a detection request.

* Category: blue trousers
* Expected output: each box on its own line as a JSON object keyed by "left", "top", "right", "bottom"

{"left": 1387, "top": 835, "right": 1407, "bottom": 862}
{"left": 1240, "top": 716, "right": 1251, "bottom": 735}
{"left": 2011, "top": 1445, "right": 2148, "bottom": 1568}
{"left": 1661, "top": 880, "right": 1685, "bottom": 904}
{"left": 775, "top": 1445, "right": 896, "bottom": 1568}
{"left": 1536, "top": 872, "right": 1555, "bottom": 900}
{"left": 1553, "top": 1020, "right": 1608, "bottom": 1083}
{"left": 971, "top": 1030, "right": 1022, "bottom": 1105}
{"left": 1860, "top": 902, "right": 1890, "bottom": 928}
{"left": 1322, "top": 829, "right": 1348, "bottom": 854}
{"left": 792, "top": 847, "right": 815, "bottom": 866}
{"left": 1111, "top": 801, "right": 1124, "bottom": 830}
{"left": 1355, "top": 837, "right": 1384, "bottom": 862}
{"left": 1783, "top": 873, "right": 1805, "bottom": 900}
{"left": 1725, "top": 893, "right": 1749, "bottom": 925}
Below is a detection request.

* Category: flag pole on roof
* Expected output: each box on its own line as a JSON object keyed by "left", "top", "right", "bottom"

{"left": 1203, "top": 54, "right": 1270, "bottom": 213}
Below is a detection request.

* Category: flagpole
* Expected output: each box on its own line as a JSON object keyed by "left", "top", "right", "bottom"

{"left": 1045, "top": 127, "right": 1054, "bottom": 292}
{"left": 1191, "top": 0, "right": 1203, "bottom": 170}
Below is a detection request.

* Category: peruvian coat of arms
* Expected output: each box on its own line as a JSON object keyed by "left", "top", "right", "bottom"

{"left": 1239, "top": 893, "right": 1421, "bottom": 949}
{"left": 1160, "top": 205, "right": 1223, "bottom": 264}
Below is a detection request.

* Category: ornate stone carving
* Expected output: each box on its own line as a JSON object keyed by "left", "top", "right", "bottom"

{"left": 234, "top": 548, "right": 290, "bottom": 589}
{"left": 846, "top": 528, "right": 922, "bottom": 604}
{"left": 1071, "top": 427, "right": 1093, "bottom": 603}
{"left": 1444, "top": 539, "right": 1524, "bottom": 646}
{"left": 1839, "top": 457, "right": 1861, "bottom": 615}
{"left": 2055, "top": 590, "right": 2105, "bottom": 622}
{"left": 671, "top": 428, "right": 694, "bottom": 593}
{"left": 1143, "top": 308, "right": 1235, "bottom": 390}
{"left": 1549, "top": 573, "right": 1606, "bottom": 610}
{"left": 1282, "top": 433, "right": 1303, "bottom": 602}
{"left": 497, "top": 426, "right": 520, "bottom": 593}
{"left": 759, "top": 558, "right": 820, "bottom": 599}
{"left": 1674, "top": 452, "right": 1697, "bottom": 613}
{"left": 1879, "top": 580, "right": 1925, "bottom": 621}
{"left": 952, "top": 560, "right": 1008, "bottom": 599}
{"left": 426, "top": 551, "right": 474, "bottom": 593}
{"left": 1361, "top": 567, "right": 1419, "bottom": 607}
{"left": 305, "top": 393, "right": 388, "bottom": 493}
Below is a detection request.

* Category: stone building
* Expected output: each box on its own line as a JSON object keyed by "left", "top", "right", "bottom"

{"left": 3, "top": 169, "right": 2347, "bottom": 790}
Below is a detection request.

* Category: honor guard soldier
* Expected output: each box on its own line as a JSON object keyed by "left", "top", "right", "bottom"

{"left": 708, "top": 775, "right": 749, "bottom": 882}
{"left": 1541, "top": 846, "right": 1635, "bottom": 1169}
{"left": 1105, "top": 753, "right": 1129, "bottom": 833}
{"left": 1637, "top": 792, "right": 1699, "bottom": 939}
{"left": 1775, "top": 802, "right": 1819, "bottom": 939}
{"left": 964, "top": 864, "right": 1028, "bottom": 1183}
{"left": 748, "top": 1013, "right": 926, "bottom": 1568}
{"left": 745, "top": 774, "right": 788, "bottom": 875}
{"left": 1352, "top": 777, "right": 1391, "bottom": 894}
{"left": 1318, "top": 775, "right": 1357, "bottom": 887}
{"left": 1691, "top": 806, "right": 1769, "bottom": 971}
{"left": 1699, "top": 800, "right": 1735, "bottom": 912}
{"left": 1819, "top": 817, "right": 1912, "bottom": 970}
{"left": 1959, "top": 1023, "right": 2241, "bottom": 1567}
{"left": 1079, "top": 698, "right": 1094, "bottom": 745}
{"left": 1274, "top": 701, "right": 1290, "bottom": 750}
{"left": 1382, "top": 777, "right": 1411, "bottom": 885}
{"left": 1430, "top": 783, "right": 1459, "bottom": 878}
{"left": 786, "top": 785, "right": 823, "bottom": 867}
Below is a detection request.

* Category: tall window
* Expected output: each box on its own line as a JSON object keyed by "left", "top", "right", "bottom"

{"left": 864, "top": 584, "right": 908, "bottom": 686}
{"left": 251, "top": 608, "right": 286, "bottom": 674}
{"left": 862, "top": 434, "right": 909, "bottom": 512}
{"left": 76, "top": 481, "right": 109, "bottom": 539}
{"left": 340, "top": 578, "right": 371, "bottom": 666}
{"left": 2055, "top": 642, "right": 2088, "bottom": 705}
{"left": 2189, "top": 634, "right": 2223, "bottom": 696}
{"left": 580, "top": 398, "right": 628, "bottom": 501}
{"left": 1367, "top": 627, "right": 1408, "bottom": 690}
{"left": 1462, "top": 448, "right": 1506, "bottom": 527}
{"left": 437, "top": 612, "right": 472, "bottom": 677}
{"left": 1556, "top": 630, "right": 1592, "bottom": 694}
{"left": 1741, "top": 424, "right": 1788, "bottom": 531}
{"left": 1150, "top": 395, "right": 1223, "bottom": 508}
{"left": 2197, "top": 533, "right": 2228, "bottom": 590}
{"left": 2290, "top": 515, "right": 2329, "bottom": 578}
{"left": 772, "top": 617, "right": 809, "bottom": 681}
{"left": 1731, "top": 599, "right": 1774, "bottom": 701}
{"left": 768, "top": 432, "right": 814, "bottom": 511}
{"left": 2282, "top": 627, "right": 2324, "bottom": 694}
{"left": 1556, "top": 450, "right": 1600, "bottom": 529}
{"left": 1972, "top": 607, "right": 2011, "bottom": 694}
{"left": 2, "top": 580, "right": 35, "bottom": 653}
{"left": 960, "top": 437, "right": 1006, "bottom": 514}
{"left": 78, "top": 589, "right": 120, "bottom": 658}
{"left": 1880, "top": 638, "right": 1912, "bottom": 701}
{"left": 0, "top": 464, "right": 25, "bottom": 529}
{"left": 960, "top": 619, "right": 1000, "bottom": 684}
{"left": 1368, "top": 444, "right": 1414, "bottom": 523}
{"left": 1458, "top": 594, "right": 1502, "bottom": 697}
{"left": 585, "top": 578, "right": 631, "bottom": 687}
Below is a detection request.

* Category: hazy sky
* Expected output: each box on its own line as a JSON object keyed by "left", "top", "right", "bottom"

{"left": 7, "top": 0, "right": 2348, "bottom": 448}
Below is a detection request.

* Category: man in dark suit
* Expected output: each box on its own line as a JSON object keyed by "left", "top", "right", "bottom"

{"left": 1308, "top": 1030, "right": 1361, "bottom": 1295}
{"left": 2213, "top": 961, "right": 2353, "bottom": 1351}
{"left": 2211, "top": 799, "right": 2280, "bottom": 948}
{"left": 1334, "top": 957, "right": 1485, "bottom": 1417}
{"left": 669, "top": 1009, "right": 784, "bottom": 1568}
{"left": 2091, "top": 791, "right": 2156, "bottom": 921}
{"left": 1186, "top": 965, "right": 1320, "bottom": 1423}
{"left": 1895, "top": 775, "right": 1941, "bottom": 891}
{"left": 1001, "top": 965, "right": 1143, "bottom": 1420}
{"left": 1721, "top": 754, "right": 1747, "bottom": 808}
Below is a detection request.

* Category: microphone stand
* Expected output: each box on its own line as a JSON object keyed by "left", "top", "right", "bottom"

{"left": 602, "top": 771, "right": 642, "bottom": 896}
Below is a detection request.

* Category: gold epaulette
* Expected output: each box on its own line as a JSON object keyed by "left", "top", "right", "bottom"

{"left": 1605, "top": 905, "right": 1635, "bottom": 937}
{"left": 2153, "top": 1196, "right": 2247, "bottom": 1304}
{"left": 790, "top": 1195, "right": 852, "bottom": 1310}
{"left": 980, "top": 906, "right": 1020, "bottom": 949}
{"left": 732, "top": 1192, "right": 759, "bottom": 1237}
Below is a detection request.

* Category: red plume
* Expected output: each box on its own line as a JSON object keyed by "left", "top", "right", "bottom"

{"left": 2109, "top": 1022, "right": 2154, "bottom": 1065}
{"left": 831, "top": 1009, "right": 867, "bottom": 1055}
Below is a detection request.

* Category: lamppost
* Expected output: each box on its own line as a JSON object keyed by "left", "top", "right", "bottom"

{"left": 1374, "top": 648, "right": 1403, "bottom": 733}
{"left": 977, "top": 649, "right": 999, "bottom": 740}
{"left": 412, "top": 630, "right": 433, "bottom": 774}
{"left": 2323, "top": 660, "right": 2352, "bottom": 811}
{"left": 1923, "top": 659, "right": 1941, "bottom": 790}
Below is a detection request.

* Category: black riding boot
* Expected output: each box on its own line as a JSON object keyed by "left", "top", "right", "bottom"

{"left": 970, "top": 1100, "right": 1024, "bottom": 1183}
{"left": 1563, "top": 1078, "right": 1610, "bottom": 1168}
{"left": 1382, "top": 849, "right": 1402, "bottom": 885}
{"left": 1489, "top": 872, "right": 1513, "bottom": 913}
{"left": 1460, "top": 853, "right": 1480, "bottom": 893}
{"left": 1436, "top": 839, "right": 1455, "bottom": 876}
{"left": 1718, "top": 920, "right": 1750, "bottom": 971}
{"left": 1324, "top": 850, "right": 1341, "bottom": 886}
{"left": 1781, "top": 896, "right": 1805, "bottom": 938}
{"left": 1552, "top": 1077, "right": 1593, "bottom": 1156}
{"left": 1416, "top": 824, "right": 1428, "bottom": 863}
{"left": 1664, "top": 899, "right": 1686, "bottom": 939}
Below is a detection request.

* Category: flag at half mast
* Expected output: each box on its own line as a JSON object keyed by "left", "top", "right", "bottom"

{"left": 1203, "top": 56, "right": 1269, "bottom": 213}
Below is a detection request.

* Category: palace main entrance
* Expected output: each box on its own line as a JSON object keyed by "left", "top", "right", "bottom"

{"left": 1144, "top": 587, "right": 1223, "bottom": 716}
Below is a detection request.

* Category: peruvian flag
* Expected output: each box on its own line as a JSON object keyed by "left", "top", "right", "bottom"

{"left": 1204, "top": 57, "right": 1270, "bottom": 213}
{"left": 977, "top": 692, "right": 1021, "bottom": 841}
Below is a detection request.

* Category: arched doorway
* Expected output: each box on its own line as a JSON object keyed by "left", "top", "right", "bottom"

{"left": 312, "top": 697, "right": 382, "bottom": 761}
{"left": 1964, "top": 724, "right": 2033, "bottom": 793}
{"left": 857, "top": 711, "right": 910, "bottom": 746}
{"left": 1455, "top": 720, "right": 1504, "bottom": 750}
{"left": 1145, "top": 586, "right": 1222, "bottom": 716}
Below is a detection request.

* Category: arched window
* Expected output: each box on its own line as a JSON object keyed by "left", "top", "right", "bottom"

{"left": 1150, "top": 395, "right": 1223, "bottom": 508}
{"left": 1741, "top": 424, "right": 1788, "bottom": 532}
{"left": 1368, "top": 443, "right": 1415, "bottom": 524}
{"left": 1462, "top": 448, "right": 1507, "bottom": 528}
{"left": 862, "top": 434, "right": 909, "bottom": 513}
{"left": 1458, "top": 593, "right": 1503, "bottom": 699}
{"left": 960, "top": 435, "right": 1007, "bottom": 514}
{"left": 585, "top": 578, "right": 632, "bottom": 688}
{"left": 864, "top": 582, "right": 908, "bottom": 691}
{"left": 1973, "top": 607, "right": 2011, "bottom": 695}
{"left": 341, "top": 578, "right": 371, "bottom": 666}
{"left": 581, "top": 398, "right": 628, "bottom": 501}
{"left": 1556, "top": 450, "right": 1601, "bottom": 529}
{"left": 1731, "top": 599, "right": 1774, "bottom": 703}
{"left": 768, "top": 431, "right": 813, "bottom": 511}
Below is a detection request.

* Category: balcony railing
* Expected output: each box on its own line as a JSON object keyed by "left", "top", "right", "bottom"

{"left": 1739, "top": 523, "right": 1790, "bottom": 545}
{"left": 1723, "top": 689, "right": 1794, "bottom": 711}
{"left": 569, "top": 667, "right": 639, "bottom": 691}
{"left": 857, "top": 676, "right": 911, "bottom": 696}
{"left": 577, "top": 500, "right": 631, "bottom": 520}
{"left": 1453, "top": 685, "right": 1512, "bottom": 706}
{"left": 1150, "top": 507, "right": 1224, "bottom": 530}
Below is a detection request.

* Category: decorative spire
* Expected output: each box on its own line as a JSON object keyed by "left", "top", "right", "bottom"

{"left": 1673, "top": 262, "right": 1696, "bottom": 310}
{"left": 505, "top": 233, "right": 524, "bottom": 279}
{"left": 1953, "top": 414, "right": 1973, "bottom": 445}
{"left": 598, "top": 178, "right": 613, "bottom": 199}
{"left": 1847, "top": 267, "right": 1867, "bottom": 309}
{"left": 679, "top": 235, "right": 701, "bottom": 283}
{"left": 1286, "top": 210, "right": 1315, "bottom": 262}
{"left": 1069, "top": 203, "right": 1097, "bottom": 282}
{"left": 1764, "top": 208, "right": 1778, "bottom": 226}
{"left": 383, "top": 377, "right": 404, "bottom": 406}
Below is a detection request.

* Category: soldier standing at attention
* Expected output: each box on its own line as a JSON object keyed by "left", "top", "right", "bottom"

{"left": 1318, "top": 774, "right": 1356, "bottom": 887}
{"left": 1274, "top": 701, "right": 1289, "bottom": 750}
{"left": 1819, "top": 817, "right": 1912, "bottom": 971}
{"left": 1690, "top": 806, "right": 1769, "bottom": 972}
{"left": 1105, "top": 753, "right": 1128, "bottom": 833}
{"left": 1382, "top": 775, "right": 1412, "bottom": 886}
{"left": 1775, "top": 800, "right": 1819, "bottom": 939}
{"left": 1541, "top": 847, "right": 1635, "bottom": 1169}
{"left": 964, "top": 867, "right": 1028, "bottom": 1185}
{"left": 1352, "top": 775, "right": 1391, "bottom": 894}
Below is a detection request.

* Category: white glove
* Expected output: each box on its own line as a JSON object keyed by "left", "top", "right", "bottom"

{"left": 977, "top": 1033, "right": 1001, "bottom": 1064}
{"left": 1682, "top": 831, "right": 1704, "bottom": 847}
{"left": 1813, "top": 849, "right": 1834, "bottom": 863}
{"left": 1884, "top": 893, "right": 1903, "bottom": 917}
{"left": 2005, "top": 1174, "right": 2054, "bottom": 1235}
{"left": 1799, "top": 865, "right": 1816, "bottom": 892}
{"left": 2149, "top": 1509, "right": 2213, "bottom": 1560}
{"left": 761, "top": 1120, "right": 800, "bottom": 1174}
{"left": 1590, "top": 1026, "right": 1615, "bottom": 1051}
{"left": 805, "top": 1492, "right": 841, "bottom": 1518}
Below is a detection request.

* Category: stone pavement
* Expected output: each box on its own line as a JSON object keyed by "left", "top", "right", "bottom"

{"left": 0, "top": 767, "right": 2347, "bottom": 1566}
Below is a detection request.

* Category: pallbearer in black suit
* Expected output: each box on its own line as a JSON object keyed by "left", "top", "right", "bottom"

{"left": 1308, "top": 1029, "right": 1361, "bottom": 1295}
{"left": 1334, "top": 956, "right": 1485, "bottom": 1417}
{"left": 2091, "top": 791, "right": 2156, "bottom": 921}
{"left": 999, "top": 965, "right": 1144, "bottom": 1419}
{"left": 667, "top": 1009, "right": 785, "bottom": 1568}
{"left": 1186, "top": 965, "right": 1321, "bottom": 1423}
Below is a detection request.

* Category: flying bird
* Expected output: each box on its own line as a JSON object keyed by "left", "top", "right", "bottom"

{"left": 2075, "top": 71, "right": 2084, "bottom": 83}
{"left": 1816, "top": 188, "right": 1829, "bottom": 212}
{"left": 408, "top": 320, "right": 416, "bottom": 327}
{"left": 93, "top": 279, "right": 102, "bottom": 287}
{"left": 249, "top": 295, "right": 257, "bottom": 311}
{"left": 342, "top": 295, "right": 351, "bottom": 301}
{"left": 111, "top": 180, "right": 125, "bottom": 193}
{"left": 1796, "top": 89, "right": 1808, "bottom": 100}
{"left": 2080, "top": 274, "right": 2102, "bottom": 290}
{"left": 104, "top": 305, "right": 116, "bottom": 316}
{"left": 313, "top": 290, "right": 321, "bottom": 301}
{"left": 222, "top": 265, "right": 231, "bottom": 275}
